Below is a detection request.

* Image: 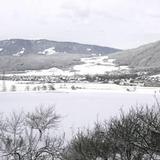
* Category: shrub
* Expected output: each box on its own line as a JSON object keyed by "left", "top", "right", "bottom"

{"left": 10, "top": 85, "right": 16, "bottom": 91}
{"left": 64, "top": 104, "right": 160, "bottom": 160}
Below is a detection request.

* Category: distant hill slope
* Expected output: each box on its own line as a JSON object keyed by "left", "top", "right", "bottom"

{"left": 109, "top": 41, "right": 160, "bottom": 69}
{"left": 0, "top": 39, "right": 120, "bottom": 72}
{"left": 0, "top": 39, "right": 120, "bottom": 56}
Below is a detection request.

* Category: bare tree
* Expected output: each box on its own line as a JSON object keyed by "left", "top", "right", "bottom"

{"left": 133, "top": 105, "right": 160, "bottom": 159}
{"left": 106, "top": 108, "right": 145, "bottom": 160}
{"left": 64, "top": 104, "right": 160, "bottom": 160}
{"left": 0, "top": 106, "right": 64, "bottom": 160}
{"left": 63, "top": 123, "right": 111, "bottom": 160}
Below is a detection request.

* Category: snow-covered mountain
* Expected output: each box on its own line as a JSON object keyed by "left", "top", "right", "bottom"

{"left": 0, "top": 39, "right": 120, "bottom": 56}
{"left": 0, "top": 39, "right": 120, "bottom": 72}
{"left": 109, "top": 40, "right": 160, "bottom": 69}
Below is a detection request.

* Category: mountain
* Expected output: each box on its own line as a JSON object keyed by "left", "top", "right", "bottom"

{"left": 0, "top": 39, "right": 120, "bottom": 72}
{"left": 109, "top": 40, "right": 160, "bottom": 69}
{"left": 0, "top": 39, "right": 120, "bottom": 56}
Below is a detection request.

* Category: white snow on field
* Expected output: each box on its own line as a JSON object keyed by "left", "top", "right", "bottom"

{"left": 5, "top": 55, "right": 129, "bottom": 76}
{"left": 86, "top": 48, "right": 92, "bottom": 51}
{"left": 150, "top": 74, "right": 160, "bottom": 78}
{"left": 20, "top": 67, "right": 73, "bottom": 76}
{"left": 0, "top": 80, "right": 159, "bottom": 94}
{"left": 0, "top": 48, "right": 3, "bottom": 52}
{"left": 13, "top": 48, "right": 25, "bottom": 56}
{"left": 11, "top": 40, "right": 15, "bottom": 44}
{"left": 4, "top": 68, "right": 73, "bottom": 76}
{"left": 0, "top": 91, "right": 158, "bottom": 139}
{"left": 38, "top": 47, "right": 56, "bottom": 55}
{"left": 73, "top": 56, "right": 129, "bottom": 75}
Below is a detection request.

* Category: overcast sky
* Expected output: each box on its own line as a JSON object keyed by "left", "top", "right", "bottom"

{"left": 0, "top": 0, "right": 160, "bottom": 49}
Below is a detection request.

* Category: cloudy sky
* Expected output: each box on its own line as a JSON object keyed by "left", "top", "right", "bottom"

{"left": 0, "top": 0, "right": 160, "bottom": 49}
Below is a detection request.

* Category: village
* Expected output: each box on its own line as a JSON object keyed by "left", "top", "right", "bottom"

{"left": 0, "top": 70, "right": 160, "bottom": 90}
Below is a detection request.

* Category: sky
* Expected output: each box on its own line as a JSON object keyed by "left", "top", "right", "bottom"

{"left": 0, "top": 0, "right": 160, "bottom": 49}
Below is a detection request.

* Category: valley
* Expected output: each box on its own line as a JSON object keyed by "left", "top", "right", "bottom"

{"left": 0, "top": 55, "right": 160, "bottom": 93}
{"left": 0, "top": 39, "right": 159, "bottom": 93}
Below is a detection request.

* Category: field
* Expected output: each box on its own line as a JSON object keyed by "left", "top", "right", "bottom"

{"left": 0, "top": 90, "right": 158, "bottom": 139}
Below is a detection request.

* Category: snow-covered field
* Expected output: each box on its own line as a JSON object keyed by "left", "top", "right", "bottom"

{"left": 73, "top": 56, "right": 128, "bottom": 75}
{"left": 5, "top": 56, "right": 129, "bottom": 76}
{"left": 0, "top": 90, "right": 158, "bottom": 139}
{"left": 16, "top": 68, "right": 72, "bottom": 76}
{"left": 150, "top": 74, "right": 160, "bottom": 78}
{"left": 0, "top": 55, "right": 157, "bottom": 139}
{"left": 1, "top": 80, "right": 160, "bottom": 94}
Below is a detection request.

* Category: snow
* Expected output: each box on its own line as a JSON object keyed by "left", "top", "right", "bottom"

{"left": 5, "top": 55, "right": 129, "bottom": 76}
{"left": 0, "top": 90, "right": 158, "bottom": 139}
{"left": 150, "top": 74, "right": 160, "bottom": 78}
{"left": 13, "top": 48, "right": 25, "bottom": 56}
{"left": 14, "top": 67, "right": 73, "bottom": 76}
{"left": 0, "top": 48, "right": 3, "bottom": 52}
{"left": 13, "top": 67, "right": 71, "bottom": 76}
{"left": 86, "top": 48, "right": 92, "bottom": 51}
{"left": 1, "top": 80, "right": 160, "bottom": 94}
{"left": 73, "top": 56, "right": 129, "bottom": 75}
{"left": 0, "top": 80, "right": 160, "bottom": 96}
{"left": 38, "top": 47, "right": 56, "bottom": 55}
{"left": 11, "top": 40, "right": 15, "bottom": 44}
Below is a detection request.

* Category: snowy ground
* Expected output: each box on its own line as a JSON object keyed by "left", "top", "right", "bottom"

{"left": 4, "top": 56, "right": 129, "bottom": 76}
{"left": 0, "top": 90, "right": 159, "bottom": 139}
{"left": 73, "top": 56, "right": 128, "bottom": 75}
{"left": 150, "top": 74, "right": 160, "bottom": 78}
{"left": 1, "top": 80, "right": 160, "bottom": 94}
{"left": 0, "top": 56, "right": 157, "bottom": 139}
